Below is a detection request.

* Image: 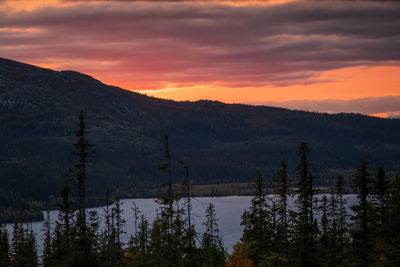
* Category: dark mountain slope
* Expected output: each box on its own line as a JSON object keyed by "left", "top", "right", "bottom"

{"left": 1, "top": 57, "right": 400, "bottom": 207}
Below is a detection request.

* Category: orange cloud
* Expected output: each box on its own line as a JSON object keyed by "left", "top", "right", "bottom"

{"left": 369, "top": 111, "right": 400, "bottom": 119}
{"left": 0, "top": 0, "right": 66, "bottom": 12}
{"left": 0, "top": 0, "right": 299, "bottom": 12}
{"left": 0, "top": 27, "right": 40, "bottom": 32}
{"left": 137, "top": 66, "right": 400, "bottom": 103}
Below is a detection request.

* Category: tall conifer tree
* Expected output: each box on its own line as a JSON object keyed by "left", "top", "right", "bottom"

{"left": 42, "top": 209, "right": 52, "bottom": 267}
{"left": 72, "top": 110, "right": 94, "bottom": 267}
{"left": 51, "top": 185, "right": 75, "bottom": 266}
{"left": 180, "top": 162, "right": 197, "bottom": 265}
{"left": 373, "top": 167, "right": 390, "bottom": 231}
{"left": 350, "top": 157, "right": 374, "bottom": 267}
{"left": 0, "top": 224, "right": 10, "bottom": 267}
{"left": 241, "top": 171, "right": 271, "bottom": 265}
{"left": 153, "top": 135, "right": 185, "bottom": 267}
{"left": 272, "top": 160, "right": 290, "bottom": 258}
{"left": 294, "top": 142, "right": 318, "bottom": 266}
{"left": 388, "top": 175, "right": 400, "bottom": 265}
{"left": 201, "top": 203, "right": 226, "bottom": 267}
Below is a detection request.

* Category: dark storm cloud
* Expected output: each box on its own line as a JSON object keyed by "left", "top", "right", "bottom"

{"left": 0, "top": 0, "right": 400, "bottom": 88}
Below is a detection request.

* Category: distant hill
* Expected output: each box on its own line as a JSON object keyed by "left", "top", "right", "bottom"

{"left": 1, "top": 57, "right": 400, "bottom": 208}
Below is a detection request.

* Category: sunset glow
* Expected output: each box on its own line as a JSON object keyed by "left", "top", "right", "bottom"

{"left": 0, "top": 0, "right": 399, "bottom": 115}
{"left": 138, "top": 66, "right": 400, "bottom": 103}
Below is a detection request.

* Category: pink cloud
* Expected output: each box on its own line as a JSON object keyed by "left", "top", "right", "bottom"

{"left": 0, "top": 1, "right": 399, "bottom": 89}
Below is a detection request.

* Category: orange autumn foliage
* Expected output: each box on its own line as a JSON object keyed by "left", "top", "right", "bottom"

{"left": 226, "top": 255, "right": 253, "bottom": 267}
{"left": 226, "top": 242, "right": 253, "bottom": 267}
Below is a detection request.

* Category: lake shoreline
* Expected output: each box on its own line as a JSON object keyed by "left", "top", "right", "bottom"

{"left": 1, "top": 182, "right": 350, "bottom": 224}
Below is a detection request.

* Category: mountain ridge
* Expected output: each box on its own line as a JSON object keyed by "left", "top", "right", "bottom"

{"left": 1, "top": 57, "right": 399, "bottom": 211}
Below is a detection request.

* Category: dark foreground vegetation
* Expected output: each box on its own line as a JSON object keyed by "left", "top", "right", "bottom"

{"left": 1, "top": 112, "right": 400, "bottom": 267}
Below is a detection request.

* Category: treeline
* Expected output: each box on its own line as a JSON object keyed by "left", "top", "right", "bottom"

{"left": 228, "top": 144, "right": 400, "bottom": 266}
{"left": 1, "top": 112, "right": 400, "bottom": 266}
{"left": 0, "top": 116, "right": 227, "bottom": 267}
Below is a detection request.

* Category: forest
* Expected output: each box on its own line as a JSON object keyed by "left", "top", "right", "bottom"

{"left": 1, "top": 112, "right": 400, "bottom": 267}
{"left": 2, "top": 57, "right": 400, "bottom": 218}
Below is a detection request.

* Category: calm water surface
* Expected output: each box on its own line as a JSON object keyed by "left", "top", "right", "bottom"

{"left": 6, "top": 195, "right": 357, "bottom": 255}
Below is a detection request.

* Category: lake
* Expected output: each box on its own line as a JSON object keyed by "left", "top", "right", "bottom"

{"left": 6, "top": 194, "right": 358, "bottom": 255}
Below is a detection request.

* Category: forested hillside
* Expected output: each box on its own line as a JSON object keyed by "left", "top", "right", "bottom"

{"left": 1, "top": 57, "right": 400, "bottom": 214}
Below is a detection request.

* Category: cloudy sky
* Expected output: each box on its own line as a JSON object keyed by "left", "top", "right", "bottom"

{"left": 1, "top": 0, "right": 399, "bottom": 116}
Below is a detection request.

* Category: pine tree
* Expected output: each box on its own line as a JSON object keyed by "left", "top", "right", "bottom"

{"left": 86, "top": 210, "right": 100, "bottom": 267}
{"left": 171, "top": 203, "right": 186, "bottom": 267}
{"left": 372, "top": 167, "right": 390, "bottom": 231}
{"left": 387, "top": 175, "right": 400, "bottom": 265}
{"left": 158, "top": 135, "right": 175, "bottom": 264}
{"left": 319, "top": 195, "right": 329, "bottom": 266}
{"left": 350, "top": 157, "right": 374, "bottom": 267}
{"left": 148, "top": 212, "right": 163, "bottom": 266}
{"left": 99, "top": 190, "right": 113, "bottom": 267}
{"left": 0, "top": 224, "right": 10, "bottom": 267}
{"left": 73, "top": 111, "right": 94, "bottom": 221}
{"left": 271, "top": 160, "right": 290, "bottom": 258}
{"left": 241, "top": 171, "right": 271, "bottom": 265}
{"left": 11, "top": 222, "right": 22, "bottom": 266}
{"left": 125, "top": 201, "right": 141, "bottom": 265}
{"left": 201, "top": 203, "right": 226, "bottom": 267}
{"left": 25, "top": 226, "right": 38, "bottom": 267}
{"left": 126, "top": 214, "right": 151, "bottom": 266}
{"left": 180, "top": 162, "right": 197, "bottom": 266}
{"left": 10, "top": 223, "right": 38, "bottom": 267}
{"left": 335, "top": 175, "right": 347, "bottom": 256}
{"left": 152, "top": 135, "right": 186, "bottom": 267}
{"left": 132, "top": 201, "right": 140, "bottom": 244}
{"left": 293, "top": 142, "right": 318, "bottom": 266}
{"left": 325, "top": 185, "right": 349, "bottom": 267}
{"left": 371, "top": 166, "right": 391, "bottom": 264}
{"left": 72, "top": 110, "right": 94, "bottom": 267}
{"left": 110, "top": 197, "right": 125, "bottom": 267}
{"left": 137, "top": 215, "right": 150, "bottom": 265}
{"left": 51, "top": 185, "right": 75, "bottom": 266}
{"left": 41, "top": 208, "right": 52, "bottom": 267}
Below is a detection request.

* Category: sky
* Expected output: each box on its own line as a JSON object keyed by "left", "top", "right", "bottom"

{"left": 0, "top": 0, "right": 399, "bottom": 117}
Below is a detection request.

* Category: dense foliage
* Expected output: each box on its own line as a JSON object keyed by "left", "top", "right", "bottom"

{"left": 2, "top": 150, "right": 400, "bottom": 267}
{"left": 2, "top": 112, "right": 400, "bottom": 266}
{"left": 229, "top": 145, "right": 400, "bottom": 267}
